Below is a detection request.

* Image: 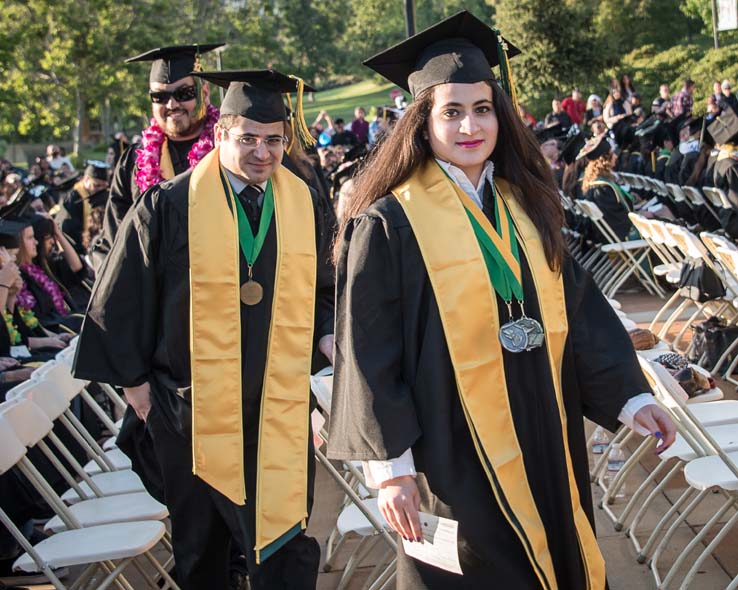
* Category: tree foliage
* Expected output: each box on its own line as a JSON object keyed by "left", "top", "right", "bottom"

{"left": 0, "top": 0, "right": 734, "bottom": 145}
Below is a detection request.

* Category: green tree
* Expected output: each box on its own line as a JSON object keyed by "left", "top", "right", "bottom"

{"left": 496, "top": 0, "right": 603, "bottom": 112}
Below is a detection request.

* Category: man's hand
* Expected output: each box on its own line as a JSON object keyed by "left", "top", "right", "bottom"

{"left": 0, "top": 357, "right": 20, "bottom": 371}
{"left": 378, "top": 475, "right": 423, "bottom": 543}
{"left": 634, "top": 404, "right": 677, "bottom": 453}
{"left": 124, "top": 382, "right": 152, "bottom": 423}
{"left": 318, "top": 334, "right": 334, "bottom": 365}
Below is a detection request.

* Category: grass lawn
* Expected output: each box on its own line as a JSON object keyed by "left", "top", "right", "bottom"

{"left": 301, "top": 80, "right": 409, "bottom": 122}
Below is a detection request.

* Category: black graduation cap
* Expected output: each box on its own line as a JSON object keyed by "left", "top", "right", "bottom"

{"left": 561, "top": 132, "right": 586, "bottom": 165}
{"left": 126, "top": 44, "right": 224, "bottom": 85}
{"left": 363, "top": 11, "right": 520, "bottom": 97}
{"left": 708, "top": 108, "right": 738, "bottom": 145}
{"left": 0, "top": 200, "right": 35, "bottom": 249}
{"left": 576, "top": 133, "right": 611, "bottom": 161}
{"left": 534, "top": 123, "right": 565, "bottom": 144}
{"left": 194, "top": 69, "right": 315, "bottom": 124}
{"left": 84, "top": 160, "right": 109, "bottom": 181}
{"left": 635, "top": 116, "right": 661, "bottom": 138}
{"left": 679, "top": 116, "right": 703, "bottom": 138}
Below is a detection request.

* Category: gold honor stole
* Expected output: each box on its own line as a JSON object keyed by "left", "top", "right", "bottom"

{"left": 72, "top": 180, "right": 92, "bottom": 235}
{"left": 159, "top": 139, "right": 176, "bottom": 181}
{"left": 188, "top": 147, "right": 317, "bottom": 563}
{"left": 391, "top": 160, "right": 605, "bottom": 590}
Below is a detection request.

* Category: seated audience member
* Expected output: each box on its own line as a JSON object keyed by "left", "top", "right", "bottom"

{"left": 330, "top": 118, "right": 358, "bottom": 147}
{"left": 719, "top": 79, "right": 738, "bottom": 115}
{"left": 544, "top": 98, "right": 573, "bottom": 131}
{"left": 561, "top": 87, "right": 585, "bottom": 125}
{"left": 55, "top": 161, "right": 109, "bottom": 254}
{"left": 604, "top": 87, "right": 632, "bottom": 129}
{"left": 583, "top": 94, "right": 604, "bottom": 128}
{"left": 349, "top": 107, "right": 369, "bottom": 144}
{"left": 579, "top": 134, "right": 636, "bottom": 240}
{"left": 15, "top": 217, "right": 84, "bottom": 334}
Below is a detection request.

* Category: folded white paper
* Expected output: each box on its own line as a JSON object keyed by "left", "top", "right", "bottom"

{"left": 402, "top": 512, "right": 462, "bottom": 575}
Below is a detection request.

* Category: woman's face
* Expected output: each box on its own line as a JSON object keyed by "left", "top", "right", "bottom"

{"left": 21, "top": 227, "right": 37, "bottom": 260}
{"left": 42, "top": 234, "right": 54, "bottom": 256}
{"left": 427, "top": 81, "right": 497, "bottom": 174}
{"left": 612, "top": 89, "right": 621, "bottom": 101}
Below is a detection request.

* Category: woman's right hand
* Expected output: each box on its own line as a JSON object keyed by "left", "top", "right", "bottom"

{"left": 124, "top": 382, "right": 152, "bottom": 422}
{"left": 0, "top": 261, "right": 20, "bottom": 286}
{"left": 378, "top": 475, "right": 423, "bottom": 543}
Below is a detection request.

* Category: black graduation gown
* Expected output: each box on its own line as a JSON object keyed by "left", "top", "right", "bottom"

{"left": 664, "top": 150, "right": 683, "bottom": 184}
{"left": 585, "top": 183, "right": 633, "bottom": 240}
{"left": 73, "top": 167, "right": 335, "bottom": 524}
{"left": 20, "top": 268, "right": 83, "bottom": 333}
{"left": 101, "top": 137, "right": 197, "bottom": 251}
{"left": 327, "top": 193, "right": 649, "bottom": 589}
{"left": 56, "top": 187, "right": 108, "bottom": 254}
{"left": 714, "top": 155, "right": 738, "bottom": 238}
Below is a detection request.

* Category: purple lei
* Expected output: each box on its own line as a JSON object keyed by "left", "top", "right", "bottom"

{"left": 15, "top": 280, "right": 36, "bottom": 311}
{"left": 20, "top": 264, "right": 69, "bottom": 317}
{"left": 134, "top": 104, "right": 219, "bottom": 193}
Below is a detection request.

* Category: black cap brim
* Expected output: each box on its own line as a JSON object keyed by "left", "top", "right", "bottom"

{"left": 194, "top": 70, "right": 315, "bottom": 124}
{"left": 126, "top": 43, "right": 225, "bottom": 85}
{"left": 363, "top": 10, "right": 520, "bottom": 96}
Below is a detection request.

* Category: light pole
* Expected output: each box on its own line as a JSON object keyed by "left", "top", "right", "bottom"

{"left": 711, "top": 0, "right": 720, "bottom": 49}
{"left": 404, "top": 0, "right": 416, "bottom": 37}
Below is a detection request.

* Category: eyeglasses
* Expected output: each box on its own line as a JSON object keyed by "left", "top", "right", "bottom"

{"left": 223, "top": 130, "right": 286, "bottom": 149}
{"left": 149, "top": 84, "right": 198, "bottom": 104}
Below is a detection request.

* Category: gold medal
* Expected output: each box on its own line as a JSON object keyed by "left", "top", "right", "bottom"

{"left": 240, "top": 280, "right": 263, "bottom": 305}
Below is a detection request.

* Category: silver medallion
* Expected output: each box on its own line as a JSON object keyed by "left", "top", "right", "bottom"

{"left": 499, "top": 316, "right": 545, "bottom": 353}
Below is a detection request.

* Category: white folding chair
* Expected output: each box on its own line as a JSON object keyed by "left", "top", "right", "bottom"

{"left": 0, "top": 405, "right": 178, "bottom": 590}
{"left": 310, "top": 367, "right": 397, "bottom": 590}
{"left": 5, "top": 378, "right": 144, "bottom": 504}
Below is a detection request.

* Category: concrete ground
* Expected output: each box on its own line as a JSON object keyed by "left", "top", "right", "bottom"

{"left": 15, "top": 291, "right": 738, "bottom": 589}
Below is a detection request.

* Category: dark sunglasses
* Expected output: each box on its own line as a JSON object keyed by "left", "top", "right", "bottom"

{"left": 149, "top": 84, "right": 198, "bottom": 104}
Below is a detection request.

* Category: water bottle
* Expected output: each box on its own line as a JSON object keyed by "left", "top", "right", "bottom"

{"left": 606, "top": 443, "right": 627, "bottom": 499}
{"left": 591, "top": 426, "right": 609, "bottom": 455}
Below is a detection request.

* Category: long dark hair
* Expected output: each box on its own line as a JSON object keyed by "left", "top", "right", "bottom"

{"left": 336, "top": 81, "right": 566, "bottom": 270}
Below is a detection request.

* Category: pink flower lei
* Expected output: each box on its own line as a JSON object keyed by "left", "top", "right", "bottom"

{"left": 20, "top": 264, "right": 69, "bottom": 317}
{"left": 134, "top": 103, "right": 220, "bottom": 193}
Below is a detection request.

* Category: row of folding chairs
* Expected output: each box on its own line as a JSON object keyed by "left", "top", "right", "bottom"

{"left": 615, "top": 171, "right": 732, "bottom": 224}
{"left": 561, "top": 193, "right": 666, "bottom": 299}
{"left": 310, "top": 367, "right": 397, "bottom": 590}
{"left": 0, "top": 345, "right": 179, "bottom": 589}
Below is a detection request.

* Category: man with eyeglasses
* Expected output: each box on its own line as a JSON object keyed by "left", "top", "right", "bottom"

{"left": 74, "top": 69, "right": 334, "bottom": 590}
{"left": 99, "top": 44, "right": 223, "bottom": 256}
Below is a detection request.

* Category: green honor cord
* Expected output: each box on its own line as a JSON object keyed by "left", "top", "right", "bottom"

{"left": 465, "top": 185, "right": 524, "bottom": 304}
{"left": 224, "top": 176, "right": 275, "bottom": 266}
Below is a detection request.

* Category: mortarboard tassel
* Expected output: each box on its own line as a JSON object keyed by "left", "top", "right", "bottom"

{"left": 495, "top": 30, "right": 520, "bottom": 114}
{"left": 287, "top": 76, "right": 317, "bottom": 154}
{"left": 192, "top": 51, "right": 208, "bottom": 121}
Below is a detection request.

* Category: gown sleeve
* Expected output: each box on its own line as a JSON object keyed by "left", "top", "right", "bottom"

{"left": 327, "top": 213, "right": 422, "bottom": 461}
{"left": 312, "top": 188, "right": 336, "bottom": 341}
{"left": 564, "top": 258, "right": 651, "bottom": 431}
{"left": 72, "top": 185, "right": 161, "bottom": 388}
{"left": 102, "top": 145, "right": 139, "bottom": 247}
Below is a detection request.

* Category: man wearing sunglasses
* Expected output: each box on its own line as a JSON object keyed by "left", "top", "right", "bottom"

{"left": 98, "top": 44, "right": 223, "bottom": 257}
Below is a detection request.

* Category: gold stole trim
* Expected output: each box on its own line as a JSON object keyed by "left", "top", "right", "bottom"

{"left": 73, "top": 180, "right": 92, "bottom": 235}
{"left": 188, "top": 148, "right": 316, "bottom": 559}
{"left": 160, "top": 139, "right": 176, "bottom": 181}
{"left": 391, "top": 161, "right": 605, "bottom": 590}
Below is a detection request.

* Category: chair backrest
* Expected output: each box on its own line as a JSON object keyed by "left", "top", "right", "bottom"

{"left": 700, "top": 232, "right": 738, "bottom": 289}
{"left": 9, "top": 379, "right": 69, "bottom": 421}
{"left": 310, "top": 366, "right": 334, "bottom": 415}
{"left": 0, "top": 398, "right": 54, "bottom": 447}
{"left": 682, "top": 186, "right": 706, "bottom": 206}
{"left": 666, "top": 183, "right": 687, "bottom": 203}
{"left": 0, "top": 414, "right": 27, "bottom": 475}
{"left": 705, "top": 186, "right": 733, "bottom": 209}
{"left": 32, "top": 360, "right": 83, "bottom": 401}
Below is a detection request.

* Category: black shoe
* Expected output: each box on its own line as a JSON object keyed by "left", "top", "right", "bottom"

{"left": 229, "top": 555, "right": 249, "bottom": 590}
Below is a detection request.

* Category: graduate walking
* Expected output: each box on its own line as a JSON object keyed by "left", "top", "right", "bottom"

{"left": 74, "top": 70, "right": 335, "bottom": 590}
{"left": 327, "top": 11, "right": 676, "bottom": 590}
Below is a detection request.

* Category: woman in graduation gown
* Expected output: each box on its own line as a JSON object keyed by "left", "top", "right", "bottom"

{"left": 326, "top": 11, "right": 676, "bottom": 590}
{"left": 580, "top": 136, "right": 637, "bottom": 241}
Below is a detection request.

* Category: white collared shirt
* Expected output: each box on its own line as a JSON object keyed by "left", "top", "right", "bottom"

{"left": 434, "top": 158, "right": 495, "bottom": 211}
{"left": 224, "top": 169, "right": 268, "bottom": 206}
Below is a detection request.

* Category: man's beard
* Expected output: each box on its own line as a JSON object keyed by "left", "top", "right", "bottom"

{"left": 160, "top": 108, "right": 204, "bottom": 139}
